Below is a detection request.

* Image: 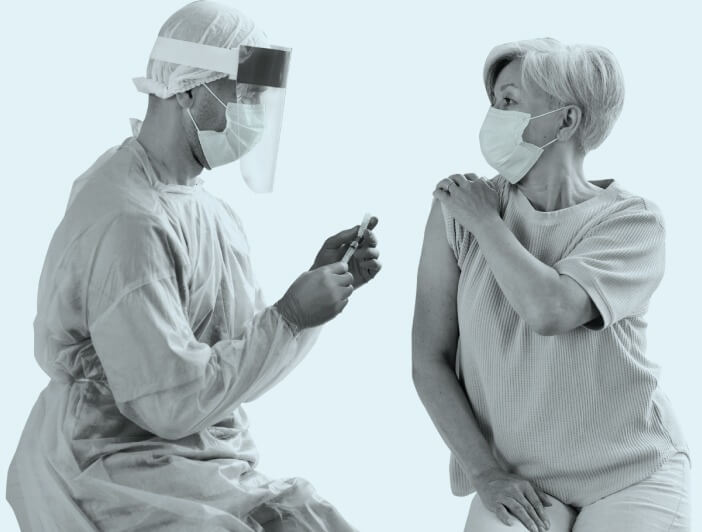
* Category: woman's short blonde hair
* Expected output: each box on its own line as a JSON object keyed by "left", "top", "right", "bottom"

{"left": 483, "top": 38, "right": 625, "bottom": 153}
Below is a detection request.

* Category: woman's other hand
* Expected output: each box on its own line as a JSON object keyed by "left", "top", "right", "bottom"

{"left": 473, "top": 468, "right": 552, "bottom": 532}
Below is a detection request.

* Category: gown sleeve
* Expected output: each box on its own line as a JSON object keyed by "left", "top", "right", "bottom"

{"left": 87, "top": 212, "right": 321, "bottom": 440}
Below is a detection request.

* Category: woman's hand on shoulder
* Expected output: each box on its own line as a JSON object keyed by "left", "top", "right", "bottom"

{"left": 433, "top": 173, "right": 500, "bottom": 234}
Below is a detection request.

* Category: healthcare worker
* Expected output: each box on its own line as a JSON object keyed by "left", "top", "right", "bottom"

{"left": 6, "top": 2, "right": 380, "bottom": 531}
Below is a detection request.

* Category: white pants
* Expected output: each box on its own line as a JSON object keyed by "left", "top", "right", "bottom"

{"left": 464, "top": 453, "right": 691, "bottom": 532}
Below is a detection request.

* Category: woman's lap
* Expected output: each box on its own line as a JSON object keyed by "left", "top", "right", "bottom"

{"left": 464, "top": 493, "right": 576, "bottom": 532}
{"left": 573, "top": 453, "right": 690, "bottom": 532}
{"left": 464, "top": 453, "right": 690, "bottom": 532}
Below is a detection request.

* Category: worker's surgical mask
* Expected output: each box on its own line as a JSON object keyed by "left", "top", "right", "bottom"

{"left": 187, "top": 83, "right": 265, "bottom": 169}
{"left": 478, "top": 106, "right": 566, "bottom": 184}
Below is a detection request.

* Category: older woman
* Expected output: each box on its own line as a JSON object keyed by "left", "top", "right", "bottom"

{"left": 412, "top": 38, "right": 690, "bottom": 532}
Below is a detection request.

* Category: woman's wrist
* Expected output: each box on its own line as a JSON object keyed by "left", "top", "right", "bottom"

{"left": 470, "top": 210, "right": 502, "bottom": 242}
{"left": 469, "top": 462, "right": 504, "bottom": 490}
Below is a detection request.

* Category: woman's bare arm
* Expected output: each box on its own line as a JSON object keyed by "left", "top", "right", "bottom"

{"left": 470, "top": 215, "right": 599, "bottom": 336}
{"left": 411, "top": 199, "right": 499, "bottom": 482}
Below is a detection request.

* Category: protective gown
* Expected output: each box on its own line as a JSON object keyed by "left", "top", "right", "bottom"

{"left": 6, "top": 137, "right": 355, "bottom": 531}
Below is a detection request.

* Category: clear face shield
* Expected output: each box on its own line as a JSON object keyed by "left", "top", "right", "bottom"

{"left": 234, "top": 45, "right": 290, "bottom": 192}
{"left": 148, "top": 38, "right": 292, "bottom": 193}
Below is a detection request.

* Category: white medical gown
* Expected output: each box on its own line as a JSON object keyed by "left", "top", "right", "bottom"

{"left": 6, "top": 137, "right": 356, "bottom": 531}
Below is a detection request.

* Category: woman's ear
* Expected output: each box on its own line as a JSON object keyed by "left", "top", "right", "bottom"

{"left": 558, "top": 105, "right": 582, "bottom": 142}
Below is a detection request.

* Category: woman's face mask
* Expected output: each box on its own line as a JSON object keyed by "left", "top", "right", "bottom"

{"left": 478, "top": 106, "right": 566, "bottom": 184}
{"left": 187, "top": 83, "right": 265, "bottom": 169}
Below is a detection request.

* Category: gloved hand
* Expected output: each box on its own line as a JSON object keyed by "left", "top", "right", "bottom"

{"left": 275, "top": 261, "right": 354, "bottom": 330}
{"left": 311, "top": 217, "right": 382, "bottom": 289}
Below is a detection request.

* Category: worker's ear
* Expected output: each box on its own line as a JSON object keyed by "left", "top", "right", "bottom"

{"left": 175, "top": 89, "right": 195, "bottom": 110}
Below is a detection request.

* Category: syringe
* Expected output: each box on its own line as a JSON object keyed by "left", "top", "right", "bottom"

{"left": 341, "top": 213, "right": 373, "bottom": 264}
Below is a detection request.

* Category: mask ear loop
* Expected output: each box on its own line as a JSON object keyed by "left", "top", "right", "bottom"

{"left": 202, "top": 83, "right": 229, "bottom": 108}
{"left": 531, "top": 106, "right": 569, "bottom": 149}
{"left": 187, "top": 108, "right": 201, "bottom": 132}
{"left": 187, "top": 82, "right": 229, "bottom": 132}
{"left": 539, "top": 136, "right": 559, "bottom": 149}
{"left": 530, "top": 105, "right": 568, "bottom": 121}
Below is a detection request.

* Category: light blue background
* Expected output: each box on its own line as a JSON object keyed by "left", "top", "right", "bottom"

{"left": 1, "top": 1, "right": 699, "bottom": 530}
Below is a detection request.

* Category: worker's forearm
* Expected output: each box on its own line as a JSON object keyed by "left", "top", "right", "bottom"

{"left": 413, "top": 357, "right": 499, "bottom": 481}
{"left": 472, "top": 214, "right": 561, "bottom": 331}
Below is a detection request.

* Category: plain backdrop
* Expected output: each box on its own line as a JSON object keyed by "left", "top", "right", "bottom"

{"left": 1, "top": 1, "right": 699, "bottom": 530}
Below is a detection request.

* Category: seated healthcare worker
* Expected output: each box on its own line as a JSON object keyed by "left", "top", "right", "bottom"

{"left": 6, "top": 2, "right": 381, "bottom": 530}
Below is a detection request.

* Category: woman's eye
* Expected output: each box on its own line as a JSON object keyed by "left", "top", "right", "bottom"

{"left": 503, "top": 97, "right": 515, "bottom": 106}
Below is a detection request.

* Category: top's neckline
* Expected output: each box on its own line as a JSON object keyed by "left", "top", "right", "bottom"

{"left": 510, "top": 178, "right": 617, "bottom": 221}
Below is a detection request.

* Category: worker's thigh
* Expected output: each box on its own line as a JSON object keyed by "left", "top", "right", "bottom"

{"left": 573, "top": 452, "right": 690, "bottom": 532}
{"left": 464, "top": 492, "right": 576, "bottom": 532}
{"left": 263, "top": 518, "right": 305, "bottom": 532}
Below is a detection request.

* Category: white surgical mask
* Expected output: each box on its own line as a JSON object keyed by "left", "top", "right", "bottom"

{"left": 478, "top": 106, "right": 566, "bottom": 184}
{"left": 187, "top": 83, "right": 265, "bottom": 169}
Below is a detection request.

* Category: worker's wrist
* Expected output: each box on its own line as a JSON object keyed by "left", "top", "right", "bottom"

{"left": 273, "top": 298, "right": 303, "bottom": 336}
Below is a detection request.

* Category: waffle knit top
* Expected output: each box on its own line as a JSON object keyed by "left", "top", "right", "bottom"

{"left": 443, "top": 175, "right": 689, "bottom": 507}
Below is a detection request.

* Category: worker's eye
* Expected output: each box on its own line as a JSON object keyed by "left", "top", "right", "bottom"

{"left": 237, "top": 85, "right": 266, "bottom": 104}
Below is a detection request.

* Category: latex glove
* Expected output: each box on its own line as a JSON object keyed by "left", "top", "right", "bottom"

{"left": 275, "top": 262, "right": 354, "bottom": 330}
{"left": 311, "top": 216, "right": 382, "bottom": 289}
